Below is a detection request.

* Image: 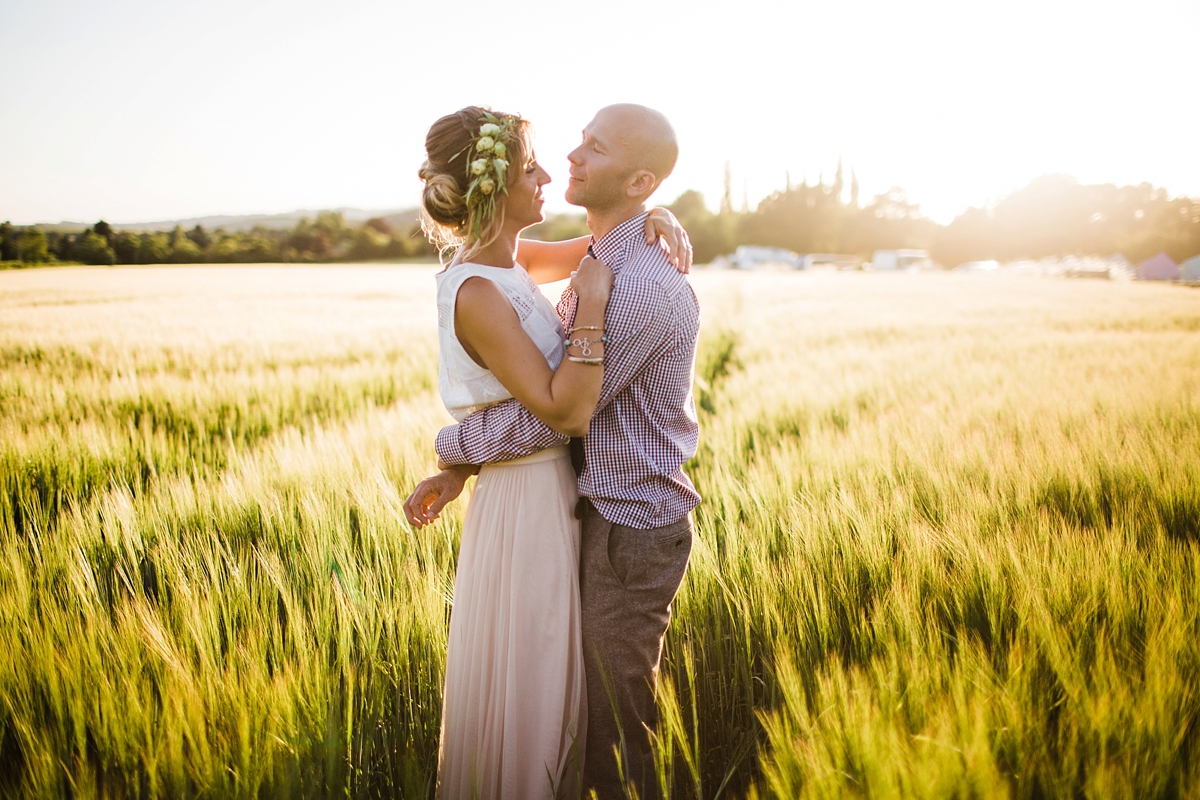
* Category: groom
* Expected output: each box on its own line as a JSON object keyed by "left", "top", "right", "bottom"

{"left": 407, "top": 103, "right": 700, "bottom": 799}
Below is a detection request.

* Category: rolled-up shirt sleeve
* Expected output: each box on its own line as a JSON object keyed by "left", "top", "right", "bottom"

{"left": 435, "top": 399, "right": 568, "bottom": 465}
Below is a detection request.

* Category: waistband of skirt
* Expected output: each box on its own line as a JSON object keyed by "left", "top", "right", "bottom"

{"left": 482, "top": 445, "right": 570, "bottom": 468}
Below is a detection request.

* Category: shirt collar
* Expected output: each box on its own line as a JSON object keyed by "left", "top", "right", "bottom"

{"left": 589, "top": 211, "right": 649, "bottom": 274}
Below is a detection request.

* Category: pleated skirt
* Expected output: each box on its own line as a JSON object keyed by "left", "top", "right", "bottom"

{"left": 436, "top": 446, "right": 586, "bottom": 800}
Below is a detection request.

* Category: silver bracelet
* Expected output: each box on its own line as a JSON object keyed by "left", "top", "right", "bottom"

{"left": 564, "top": 334, "right": 606, "bottom": 356}
{"left": 567, "top": 356, "right": 603, "bottom": 366}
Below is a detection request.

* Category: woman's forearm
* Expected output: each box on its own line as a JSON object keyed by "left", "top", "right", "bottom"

{"left": 541, "top": 295, "right": 607, "bottom": 435}
{"left": 517, "top": 236, "right": 590, "bottom": 284}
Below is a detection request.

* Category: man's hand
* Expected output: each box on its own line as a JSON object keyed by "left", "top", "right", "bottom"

{"left": 403, "top": 465, "right": 476, "bottom": 528}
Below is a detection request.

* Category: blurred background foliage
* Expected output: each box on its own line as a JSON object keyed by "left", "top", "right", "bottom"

{"left": 663, "top": 169, "right": 1200, "bottom": 266}
{"left": 2, "top": 173, "right": 1198, "bottom": 269}
{"left": 0, "top": 211, "right": 437, "bottom": 268}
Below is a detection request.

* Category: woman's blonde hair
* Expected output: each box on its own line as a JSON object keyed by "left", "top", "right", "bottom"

{"left": 418, "top": 106, "right": 531, "bottom": 262}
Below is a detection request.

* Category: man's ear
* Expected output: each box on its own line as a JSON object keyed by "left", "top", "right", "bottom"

{"left": 625, "top": 169, "right": 658, "bottom": 199}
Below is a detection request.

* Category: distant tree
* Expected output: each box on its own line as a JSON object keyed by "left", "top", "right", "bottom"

{"left": 73, "top": 231, "right": 115, "bottom": 265}
{"left": 169, "top": 235, "right": 203, "bottom": 263}
{"left": 314, "top": 211, "right": 351, "bottom": 255}
{"left": 93, "top": 220, "right": 114, "bottom": 244}
{"left": 19, "top": 228, "right": 49, "bottom": 263}
{"left": 112, "top": 232, "right": 139, "bottom": 264}
{"left": 0, "top": 222, "right": 18, "bottom": 261}
{"left": 244, "top": 231, "right": 278, "bottom": 262}
{"left": 210, "top": 235, "right": 241, "bottom": 263}
{"left": 287, "top": 218, "right": 332, "bottom": 261}
{"left": 666, "top": 191, "right": 736, "bottom": 263}
{"left": 49, "top": 232, "right": 74, "bottom": 261}
{"left": 842, "top": 188, "right": 938, "bottom": 258}
{"left": 137, "top": 232, "right": 171, "bottom": 264}
{"left": 365, "top": 217, "right": 393, "bottom": 236}
{"left": 185, "top": 224, "right": 211, "bottom": 250}
{"left": 739, "top": 182, "right": 845, "bottom": 254}
{"left": 930, "top": 176, "right": 1200, "bottom": 266}
{"left": 350, "top": 226, "right": 391, "bottom": 261}
{"left": 930, "top": 207, "right": 996, "bottom": 267}
{"left": 721, "top": 162, "right": 733, "bottom": 215}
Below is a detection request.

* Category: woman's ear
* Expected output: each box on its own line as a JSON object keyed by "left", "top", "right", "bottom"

{"left": 626, "top": 169, "right": 658, "bottom": 199}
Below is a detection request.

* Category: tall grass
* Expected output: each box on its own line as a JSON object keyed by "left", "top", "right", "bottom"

{"left": 1, "top": 265, "right": 1198, "bottom": 797}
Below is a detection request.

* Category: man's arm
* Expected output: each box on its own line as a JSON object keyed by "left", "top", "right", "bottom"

{"left": 435, "top": 273, "right": 674, "bottom": 467}
{"left": 403, "top": 464, "right": 476, "bottom": 528}
{"left": 435, "top": 398, "right": 569, "bottom": 466}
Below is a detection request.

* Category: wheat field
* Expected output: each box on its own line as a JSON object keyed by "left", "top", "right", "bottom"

{"left": 1, "top": 264, "right": 1198, "bottom": 799}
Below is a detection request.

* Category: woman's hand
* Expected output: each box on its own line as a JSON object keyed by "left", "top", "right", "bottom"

{"left": 570, "top": 255, "right": 615, "bottom": 305}
{"left": 645, "top": 208, "right": 693, "bottom": 274}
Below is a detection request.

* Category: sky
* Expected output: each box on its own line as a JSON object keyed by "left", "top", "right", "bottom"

{"left": 1, "top": 0, "right": 1197, "bottom": 226}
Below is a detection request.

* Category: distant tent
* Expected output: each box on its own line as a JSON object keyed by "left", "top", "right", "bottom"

{"left": 1136, "top": 252, "right": 1179, "bottom": 281}
{"left": 1107, "top": 253, "right": 1135, "bottom": 278}
{"left": 1181, "top": 255, "right": 1200, "bottom": 282}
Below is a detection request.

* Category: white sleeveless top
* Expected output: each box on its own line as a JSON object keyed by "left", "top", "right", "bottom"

{"left": 435, "top": 262, "right": 565, "bottom": 422}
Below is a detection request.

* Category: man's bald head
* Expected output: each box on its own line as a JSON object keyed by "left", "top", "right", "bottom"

{"left": 595, "top": 104, "right": 678, "bottom": 192}
{"left": 565, "top": 104, "right": 679, "bottom": 214}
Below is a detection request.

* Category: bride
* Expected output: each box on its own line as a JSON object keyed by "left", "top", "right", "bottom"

{"left": 407, "top": 106, "right": 690, "bottom": 799}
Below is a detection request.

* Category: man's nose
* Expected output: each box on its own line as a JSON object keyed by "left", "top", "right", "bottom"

{"left": 567, "top": 146, "right": 582, "bottom": 165}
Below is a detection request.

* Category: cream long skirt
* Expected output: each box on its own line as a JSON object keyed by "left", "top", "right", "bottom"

{"left": 436, "top": 446, "right": 586, "bottom": 800}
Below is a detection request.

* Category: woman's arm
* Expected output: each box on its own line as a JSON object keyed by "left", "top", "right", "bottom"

{"left": 516, "top": 208, "right": 694, "bottom": 284}
{"left": 518, "top": 236, "right": 591, "bottom": 284}
{"left": 454, "top": 257, "right": 613, "bottom": 437}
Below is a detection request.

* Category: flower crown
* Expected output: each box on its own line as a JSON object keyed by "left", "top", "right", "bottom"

{"left": 450, "top": 111, "right": 519, "bottom": 240}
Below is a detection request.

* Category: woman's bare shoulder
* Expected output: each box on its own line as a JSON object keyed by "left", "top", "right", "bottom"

{"left": 455, "top": 275, "right": 516, "bottom": 320}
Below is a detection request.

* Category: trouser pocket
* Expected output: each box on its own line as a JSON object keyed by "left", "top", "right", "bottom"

{"left": 606, "top": 517, "right": 693, "bottom": 593}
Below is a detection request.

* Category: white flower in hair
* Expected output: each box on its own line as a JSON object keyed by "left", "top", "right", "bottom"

{"left": 479, "top": 178, "right": 496, "bottom": 195}
{"left": 493, "top": 142, "right": 507, "bottom": 158}
{"left": 471, "top": 159, "right": 489, "bottom": 175}
{"left": 479, "top": 123, "right": 501, "bottom": 137}
{"left": 477, "top": 136, "right": 495, "bottom": 152}
{"left": 494, "top": 158, "right": 509, "bottom": 171}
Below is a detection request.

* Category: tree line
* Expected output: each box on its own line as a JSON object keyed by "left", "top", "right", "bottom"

{"left": 0, "top": 211, "right": 436, "bottom": 267}
{"left": 666, "top": 168, "right": 1200, "bottom": 267}
{"left": 4, "top": 172, "right": 1198, "bottom": 268}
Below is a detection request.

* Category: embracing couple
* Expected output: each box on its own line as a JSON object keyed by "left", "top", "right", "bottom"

{"left": 403, "top": 103, "right": 700, "bottom": 800}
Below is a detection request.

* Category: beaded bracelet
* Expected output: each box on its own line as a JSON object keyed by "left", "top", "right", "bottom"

{"left": 570, "top": 325, "right": 603, "bottom": 332}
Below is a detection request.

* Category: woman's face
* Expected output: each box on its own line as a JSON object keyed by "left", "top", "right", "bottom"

{"left": 504, "top": 142, "right": 551, "bottom": 231}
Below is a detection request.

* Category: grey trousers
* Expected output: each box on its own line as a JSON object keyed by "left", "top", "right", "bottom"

{"left": 578, "top": 504, "right": 693, "bottom": 800}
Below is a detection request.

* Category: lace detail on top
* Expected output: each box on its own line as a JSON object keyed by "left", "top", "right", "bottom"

{"left": 435, "top": 263, "right": 565, "bottom": 422}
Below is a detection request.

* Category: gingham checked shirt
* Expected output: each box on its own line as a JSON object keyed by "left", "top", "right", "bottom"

{"left": 435, "top": 211, "right": 701, "bottom": 529}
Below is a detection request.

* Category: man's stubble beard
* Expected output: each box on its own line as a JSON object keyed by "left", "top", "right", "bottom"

{"left": 567, "top": 180, "right": 625, "bottom": 217}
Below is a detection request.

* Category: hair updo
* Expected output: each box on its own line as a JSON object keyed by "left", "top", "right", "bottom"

{"left": 418, "top": 106, "right": 531, "bottom": 261}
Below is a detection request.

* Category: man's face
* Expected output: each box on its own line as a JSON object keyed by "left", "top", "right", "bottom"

{"left": 564, "top": 109, "right": 634, "bottom": 210}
